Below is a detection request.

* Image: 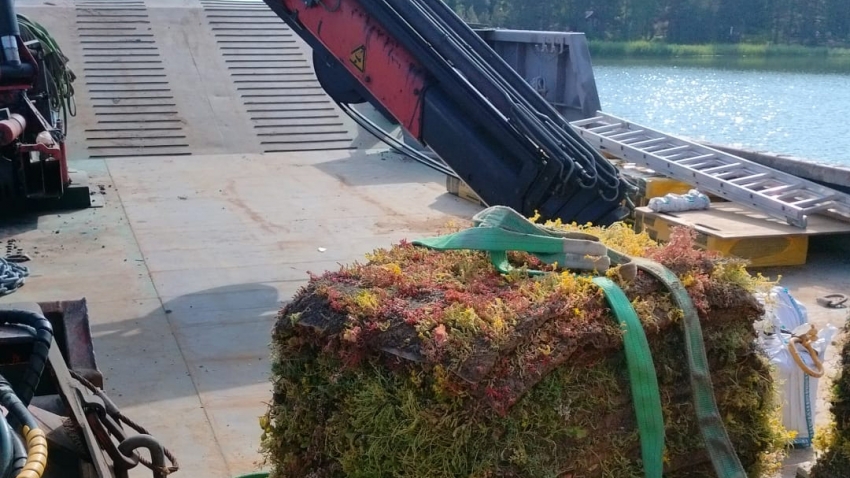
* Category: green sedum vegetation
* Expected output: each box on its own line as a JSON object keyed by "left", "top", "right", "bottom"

{"left": 589, "top": 41, "right": 850, "bottom": 58}
{"left": 811, "top": 320, "right": 850, "bottom": 478}
{"left": 261, "top": 225, "right": 791, "bottom": 477}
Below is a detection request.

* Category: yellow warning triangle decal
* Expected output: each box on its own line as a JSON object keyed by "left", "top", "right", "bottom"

{"left": 349, "top": 45, "right": 366, "bottom": 72}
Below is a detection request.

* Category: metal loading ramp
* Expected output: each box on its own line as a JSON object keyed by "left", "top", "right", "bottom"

{"left": 199, "top": 0, "right": 361, "bottom": 153}
{"left": 74, "top": 0, "right": 192, "bottom": 158}
{"left": 18, "top": 0, "right": 374, "bottom": 159}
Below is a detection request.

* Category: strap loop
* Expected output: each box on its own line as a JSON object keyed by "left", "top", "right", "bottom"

{"left": 413, "top": 206, "right": 638, "bottom": 278}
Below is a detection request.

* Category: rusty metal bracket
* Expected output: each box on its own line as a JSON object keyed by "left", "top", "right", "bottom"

{"left": 47, "top": 338, "right": 115, "bottom": 478}
{"left": 71, "top": 371, "right": 179, "bottom": 477}
{"left": 75, "top": 385, "right": 139, "bottom": 472}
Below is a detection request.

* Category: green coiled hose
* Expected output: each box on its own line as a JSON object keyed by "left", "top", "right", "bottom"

{"left": 16, "top": 13, "right": 76, "bottom": 135}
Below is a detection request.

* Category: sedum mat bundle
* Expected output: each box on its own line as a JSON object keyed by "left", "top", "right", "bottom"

{"left": 811, "top": 321, "right": 850, "bottom": 478}
{"left": 261, "top": 209, "right": 790, "bottom": 478}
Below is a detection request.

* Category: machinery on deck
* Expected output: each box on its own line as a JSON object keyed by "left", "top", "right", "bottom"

{"left": 0, "top": 2, "right": 175, "bottom": 475}
{"left": 0, "top": 0, "right": 93, "bottom": 213}
{"left": 0, "top": 301, "right": 178, "bottom": 478}
{"left": 263, "top": 0, "right": 635, "bottom": 226}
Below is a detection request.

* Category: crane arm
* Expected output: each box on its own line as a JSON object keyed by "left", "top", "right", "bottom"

{"left": 264, "top": 0, "right": 634, "bottom": 225}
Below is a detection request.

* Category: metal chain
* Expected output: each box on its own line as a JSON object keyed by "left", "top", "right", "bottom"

{"left": 0, "top": 257, "right": 29, "bottom": 297}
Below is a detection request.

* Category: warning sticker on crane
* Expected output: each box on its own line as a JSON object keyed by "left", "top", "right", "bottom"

{"left": 350, "top": 45, "right": 366, "bottom": 72}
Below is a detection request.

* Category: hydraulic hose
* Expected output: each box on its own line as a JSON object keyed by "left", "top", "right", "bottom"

{"left": 16, "top": 427, "right": 46, "bottom": 478}
{"left": 386, "top": 0, "right": 624, "bottom": 200}
{"left": 419, "top": 2, "right": 621, "bottom": 189}
{"left": 0, "top": 309, "right": 53, "bottom": 407}
{"left": 336, "top": 101, "right": 459, "bottom": 178}
{"left": 0, "top": 378, "right": 37, "bottom": 440}
{"left": 415, "top": 0, "right": 626, "bottom": 196}
{"left": 17, "top": 13, "right": 77, "bottom": 134}
{"left": 353, "top": 0, "right": 549, "bottom": 169}
{"left": 402, "top": 0, "right": 598, "bottom": 172}
{"left": 0, "top": 412, "right": 11, "bottom": 478}
{"left": 6, "top": 422, "right": 25, "bottom": 478}
{"left": 0, "top": 376, "right": 46, "bottom": 478}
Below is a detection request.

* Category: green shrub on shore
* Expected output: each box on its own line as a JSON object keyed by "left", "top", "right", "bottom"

{"left": 590, "top": 40, "right": 850, "bottom": 58}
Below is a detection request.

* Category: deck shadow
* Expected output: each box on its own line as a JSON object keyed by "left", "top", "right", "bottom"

{"left": 89, "top": 283, "right": 287, "bottom": 409}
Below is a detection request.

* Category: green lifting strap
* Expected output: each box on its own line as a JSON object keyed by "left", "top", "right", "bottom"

{"left": 592, "top": 276, "right": 665, "bottom": 478}
{"left": 632, "top": 258, "right": 748, "bottom": 478}
{"left": 413, "top": 206, "right": 612, "bottom": 276}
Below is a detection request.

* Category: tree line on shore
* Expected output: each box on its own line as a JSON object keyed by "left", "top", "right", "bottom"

{"left": 444, "top": 0, "right": 850, "bottom": 47}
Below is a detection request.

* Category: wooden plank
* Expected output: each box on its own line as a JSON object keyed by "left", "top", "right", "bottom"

{"left": 634, "top": 203, "right": 850, "bottom": 239}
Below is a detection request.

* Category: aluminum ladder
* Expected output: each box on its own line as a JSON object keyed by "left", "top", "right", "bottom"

{"left": 570, "top": 112, "right": 850, "bottom": 228}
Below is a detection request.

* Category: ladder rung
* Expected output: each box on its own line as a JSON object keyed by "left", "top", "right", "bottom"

{"left": 730, "top": 173, "right": 769, "bottom": 184}
{"left": 741, "top": 178, "right": 775, "bottom": 189}
{"left": 687, "top": 161, "right": 719, "bottom": 170}
{"left": 760, "top": 184, "right": 797, "bottom": 195}
{"left": 587, "top": 122, "right": 622, "bottom": 134}
{"left": 794, "top": 195, "right": 838, "bottom": 208}
{"left": 699, "top": 162, "right": 742, "bottom": 174}
{"left": 775, "top": 189, "right": 807, "bottom": 200}
{"left": 717, "top": 169, "right": 753, "bottom": 179}
{"left": 644, "top": 143, "right": 676, "bottom": 153}
{"left": 607, "top": 129, "right": 645, "bottom": 140}
{"left": 677, "top": 154, "right": 715, "bottom": 165}
{"left": 629, "top": 137, "right": 666, "bottom": 148}
{"left": 664, "top": 152, "right": 690, "bottom": 161}
{"left": 655, "top": 145, "right": 691, "bottom": 156}
{"left": 572, "top": 115, "right": 605, "bottom": 127}
{"left": 621, "top": 135, "right": 655, "bottom": 145}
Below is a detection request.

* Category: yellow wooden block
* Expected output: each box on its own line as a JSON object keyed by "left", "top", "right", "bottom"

{"left": 640, "top": 176, "right": 693, "bottom": 200}
{"left": 619, "top": 165, "right": 727, "bottom": 208}
{"left": 620, "top": 166, "right": 695, "bottom": 207}
{"left": 706, "top": 235, "right": 808, "bottom": 267}
{"left": 446, "top": 176, "right": 486, "bottom": 206}
{"left": 628, "top": 204, "right": 850, "bottom": 267}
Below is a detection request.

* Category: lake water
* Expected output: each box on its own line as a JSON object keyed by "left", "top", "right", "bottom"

{"left": 592, "top": 57, "right": 850, "bottom": 168}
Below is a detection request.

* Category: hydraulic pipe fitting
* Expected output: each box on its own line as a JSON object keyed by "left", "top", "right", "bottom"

{"left": 0, "top": 114, "right": 25, "bottom": 145}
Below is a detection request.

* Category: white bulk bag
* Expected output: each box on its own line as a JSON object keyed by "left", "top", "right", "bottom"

{"left": 756, "top": 286, "right": 837, "bottom": 448}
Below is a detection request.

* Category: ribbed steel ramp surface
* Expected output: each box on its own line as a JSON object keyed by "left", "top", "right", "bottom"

{"left": 75, "top": 0, "right": 191, "bottom": 158}
{"left": 200, "top": 0, "right": 357, "bottom": 153}
{"left": 19, "top": 0, "right": 370, "bottom": 159}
